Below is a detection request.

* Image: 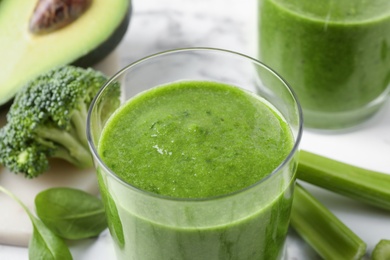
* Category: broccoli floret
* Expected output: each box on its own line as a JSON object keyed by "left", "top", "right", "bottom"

{"left": 0, "top": 66, "right": 120, "bottom": 178}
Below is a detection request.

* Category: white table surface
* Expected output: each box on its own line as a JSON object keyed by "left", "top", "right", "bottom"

{"left": 1, "top": 0, "right": 389, "bottom": 259}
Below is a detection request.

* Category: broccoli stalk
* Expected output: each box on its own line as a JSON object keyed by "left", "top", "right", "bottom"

{"left": 33, "top": 126, "right": 91, "bottom": 168}
{"left": 0, "top": 66, "right": 120, "bottom": 178}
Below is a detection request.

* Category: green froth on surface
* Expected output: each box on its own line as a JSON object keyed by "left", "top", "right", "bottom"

{"left": 98, "top": 80, "right": 293, "bottom": 198}
{"left": 271, "top": 0, "right": 390, "bottom": 23}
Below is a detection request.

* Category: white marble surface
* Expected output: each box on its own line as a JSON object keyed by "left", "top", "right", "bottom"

{"left": 1, "top": 0, "right": 390, "bottom": 259}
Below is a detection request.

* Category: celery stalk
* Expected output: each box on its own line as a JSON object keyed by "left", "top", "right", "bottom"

{"left": 297, "top": 150, "right": 390, "bottom": 211}
{"left": 291, "top": 184, "right": 367, "bottom": 259}
{"left": 372, "top": 239, "right": 390, "bottom": 260}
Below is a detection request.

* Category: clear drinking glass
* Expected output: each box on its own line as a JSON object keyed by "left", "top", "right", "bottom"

{"left": 258, "top": 0, "right": 390, "bottom": 130}
{"left": 87, "top": 48, "right": 303, "bottom": 260}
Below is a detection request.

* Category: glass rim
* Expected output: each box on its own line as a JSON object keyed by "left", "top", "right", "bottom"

{"left": 86, "top": 47, "right": 303, "bottom": 202}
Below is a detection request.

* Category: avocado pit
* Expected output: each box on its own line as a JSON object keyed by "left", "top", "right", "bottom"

{"left": 29, "top": 0, "right": 92, "bottom": 34}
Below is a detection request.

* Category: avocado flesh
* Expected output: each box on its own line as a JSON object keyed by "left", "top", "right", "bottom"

{"left": 0, "top": 0, "right": 130, "bottom": 105}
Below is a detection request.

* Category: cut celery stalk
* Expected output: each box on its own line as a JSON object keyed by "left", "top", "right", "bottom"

{"left": 372, "top": 239, "right": 390, "bottom": 260}
{"left": 297, "top": 150, "right": 390, "bottom": 211}
{"left": 291, "top": 184, "right": 367, "bottom": 260}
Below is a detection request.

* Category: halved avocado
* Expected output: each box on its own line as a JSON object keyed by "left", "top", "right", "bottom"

{"left": 0, "top": 0, "right": 131, "bottom": 105}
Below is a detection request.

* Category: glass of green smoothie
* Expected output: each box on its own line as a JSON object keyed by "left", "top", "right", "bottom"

{"left": 87, "top": 48, "right": 302, "bottom": 260}
{"left": 259, "top": 0, "right": 390, "bottom": 130}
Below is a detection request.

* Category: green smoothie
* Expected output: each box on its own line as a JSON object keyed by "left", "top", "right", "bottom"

{"left": 259, "top": 0, "right": 390, "bottom": 128}
{"left": 98, "top": 81, "right": 295, "bottom": 259}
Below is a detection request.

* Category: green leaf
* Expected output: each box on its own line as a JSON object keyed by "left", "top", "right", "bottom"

{"left": 28, "top": 217, "right": 73, "bottom": 260}
{"left": 0, "top": 186, "right": 72, "bottom": 260}
{"left": 35, "top": 187, "right": 107, "bottom": 240}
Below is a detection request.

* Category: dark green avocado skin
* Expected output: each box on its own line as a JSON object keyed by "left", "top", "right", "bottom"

{"left": 74, "top": 3, "right": 132, "bottom": 67}
{"left": 0, "top": 100, "right": 11, "bottom": 112}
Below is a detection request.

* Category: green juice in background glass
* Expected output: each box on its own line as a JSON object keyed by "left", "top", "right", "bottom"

{"left": 259, "top": 0, "right": 390, "bottom": 129}
{"left": 87, "top": 48, "right": 302, "bottom": 260}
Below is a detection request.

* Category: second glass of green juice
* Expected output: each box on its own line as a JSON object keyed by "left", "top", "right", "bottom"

{"left": 258, "top": 0, "right": 390, "bottom": 130}
{"left": 87, "top": 48, "right": 302, "bottom": 260}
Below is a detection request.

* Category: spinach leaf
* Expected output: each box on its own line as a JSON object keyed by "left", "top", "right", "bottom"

{"left": 0, "top": 186, "right": 72, "bottom": 260}
{"left": 35, "top": 187, "right": 107, "bottom": 240}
